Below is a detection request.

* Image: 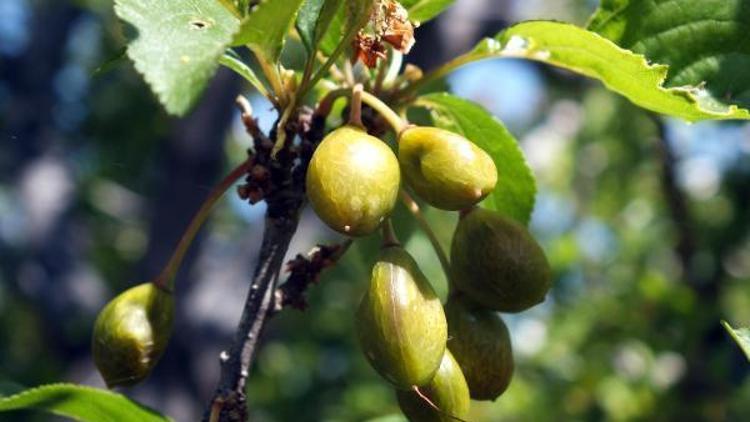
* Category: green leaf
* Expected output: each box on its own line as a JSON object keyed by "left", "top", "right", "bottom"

{"left": 319, "top": 0, "right": 375, "bottom": 56}
{"left": 400, "top": 0, "right": 454, "bottom": 24}
{"left": 231, "top": 0, "right": 249, "bottom": 15}
{"left": 115, "top": 0, "right": 241, "bottom": 116}
{"left": 218, "top": 51, "right": 269, "bottom": 97}
{"left": 0, "top": 383, "right": 170, "bottom": 422}
{"left": 296, "top": 0, "right": 343, "bottom": 53}
{"left": 411, "top": 21, "right": 750, "bottom": 122}
{"left": 218, "top": 0, "right": 243, "bottom": 16}
{"left": 92, "top": 47, "right": 127, "bottom": 77}
{"left": 414, "top": 93, "right": 536, "bottom": 225}
{"left": 300, "top": 0, "right": 375, "bottom": 94}
{"left": 232, "top": 0, "right": 306, "bottom": 63}
{"left": 588, "top": 0, "right": 750, "bottom": 112}
{"left": 723, "top": 320, "right": 750, "bottom": 361}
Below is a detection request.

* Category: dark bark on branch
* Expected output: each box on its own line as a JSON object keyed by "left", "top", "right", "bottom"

{"left": 206, "top": 215, "right": 299, "bottom": 422}
{"left": 203, "top": 104, "right": 324, "bottom": 421}
{"left": 274, "top": 240, "right": 353, "bottom": 312}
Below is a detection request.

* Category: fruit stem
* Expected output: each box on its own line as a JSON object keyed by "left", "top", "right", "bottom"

{"left": 315, "top": 88, "right": 409, "bottom": 134}
{"left": 400, "top": 190, "right": 451, "bottom": 281}
{"left": 381, "top": 218, "right": 400, "bottom": 247}
{"left": 153, "top": 160, "right": 251, "bottom": 291}
{"left": 349, "top": 84, "right": 365, "bottom": 129}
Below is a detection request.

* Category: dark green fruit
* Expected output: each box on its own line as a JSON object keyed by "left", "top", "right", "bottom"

{"left": 356, "top": 246, "right": 447, "bottom": 389}
{"left": 451, "top": 207, "right": 551, "bottom": 312}
{"left": 398, "top": 126, "right": 497, "bottom": 211}
{"left": 306, "top": 125, "right": 400, "bottom": 236}
{"left": 396, "top": 350, "right": 471, "bottom": 422}
{"left": 92, "top": 282, "right": 174, "bottom": 388}
{"left": 445, "top": 295, "right": 514, "bottom": 401}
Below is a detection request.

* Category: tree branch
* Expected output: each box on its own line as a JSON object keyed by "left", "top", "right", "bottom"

{"left": 203, "top": 100, "right": 324, "bottom": 421}
{"left": 207, "top": 215, "right": 299, "bottom": 422}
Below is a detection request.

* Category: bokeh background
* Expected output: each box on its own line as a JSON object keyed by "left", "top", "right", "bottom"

{"left": 2, "top": 0, "right": 750, "bottom": 420}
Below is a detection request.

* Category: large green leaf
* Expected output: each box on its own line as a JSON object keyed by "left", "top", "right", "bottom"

{"left": 115, "top": 0, "right": 241, "bottom": 116}
{"left": 414, "top": 93, "right": 536, "bottom": 225}
{"left": 400, "top": 0, "right": 454, "bottom": 23}
{"left": 296, "top": 0, "right": 343, "bottom": 53}
{"left": 588, "top": 0, "right": 750, "bottom": 111}
{"left": 0, "top": 383, "right": 170, "bottom": 422}
{"left": 232, "top": 0, "right": 306, "bottom": 62}
{"left": 723, "top": 321, "right": 750, "bottom": 361}
{"left": 409, "top": 21, "right": 750, "bottom": 122}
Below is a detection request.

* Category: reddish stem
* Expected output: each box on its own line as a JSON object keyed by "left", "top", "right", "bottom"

{"left": 153, "top": 160, "right": 251, "bottom": 291}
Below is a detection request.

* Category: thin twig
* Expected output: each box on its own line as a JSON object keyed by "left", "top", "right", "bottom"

{"left": 381, "top": 218, "right": 400, "bottom": 247}
{"left": 205, "top": 213, "right": 300, "bottom": 422}
{"left": 349, "top": 84, "right": 364, "bottom": 128}
{"left": 204, "top": 103, "right": 315, "bottom": 422}
{"left": 274, "top": 239, "right": 353, "bottom": 312}
{"left": 400, "top": 190, "right": 451, "bottom": 279}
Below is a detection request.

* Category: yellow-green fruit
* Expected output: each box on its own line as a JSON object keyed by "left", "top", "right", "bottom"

{"left": 398, "top": 126, "right": 497, "bottom": 210}
{"left": 356, "top": 246, "right": 447, "bottom": 389}
{"left": 306, "top": 125, "right": 400, "bottom": 236}
{"left": 451, "top": 207, "right": 551, "bottom": 312}
{"left": 445, "top": 295, "right": 514, "bottom": 401}
{"left": 92, "top": 283, "right": 174, "bottom": 388}
{"left": 396, "top": 350, "right": 471, "bottom": 422}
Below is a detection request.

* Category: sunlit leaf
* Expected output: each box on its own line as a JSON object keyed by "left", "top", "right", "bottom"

{"left": 411, "top": 21, "right": 750, "bottom": 122}
{"left": 115, "top": 0, "right": 241, "bottom": 116}
{"left": 589, "top": 0, "right": 750, "bottom": 111}
{"left": 400, "top": 0, "right": 454, "bottom": 24}
{"left": 722, "top": 320, "right": 750, "bottom": 361}
{"left": 297, "top": 0, "right": 343, "bottom": 53}
{"left": 232, "top": 0, "right": 306, "bottom": 63}
{"left": 414, "top": 93, "right": 536, "bottom": 225}
{"left": 218, "top": 51, "right": 269, "bottom": 97}
{"left": 0, "top": 383, "right": 170, "bottom": 421}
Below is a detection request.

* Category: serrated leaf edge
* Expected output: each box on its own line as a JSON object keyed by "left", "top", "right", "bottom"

{"left": 494, "top": 21, "right": 750, "bottom": 121}
{"left": 113, "top": 0, "right": 240, "bottom": 116}
{"left": 722, "top": 320, "right": 750, "bottom": 362}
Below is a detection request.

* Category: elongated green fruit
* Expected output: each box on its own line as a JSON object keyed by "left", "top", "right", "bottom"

{"left": 396, "top": 349, "right": 471, "bottom": 422}
{"left": 306, "top": 125, "right": 400, "bottom": 236}
{"left": 451, "top": 207, "right": 552, "bottom": 312}
{"left": 445, "top": 295, "right": 514, "bottom": 401}
{"left": 356, "top": 246, "right": 447, "bottom": 388}
{"left": 92, "top": 283, "right": 174, "bottom": 388}
{"left": 398, "top": 127, "right": 496, "bottom": 210}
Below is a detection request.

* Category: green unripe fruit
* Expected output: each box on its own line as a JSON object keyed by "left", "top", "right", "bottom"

{"left": 398, "top": 127, "right": 497, "bottom": 211}
{"left": 92, "top": 283, "right": 174, "bottom": 388}
{"left": 451, "top": 207, "right": 552, "bottom": 312}
{"left": 396, "top": 350, "right": 471, "bottom": 422}
{"left": 356, "top": 246, "right": 447, "bottom": 389}
{"left": 306, "top": 125, "right": 400, "bottom": 236}
{"left": 444, "top": 295, "right": 514, "bottom": 401}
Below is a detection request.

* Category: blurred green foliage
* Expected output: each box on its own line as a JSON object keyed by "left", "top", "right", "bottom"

{"left": 1, "top": 1, "right": 749, "bottom": 421}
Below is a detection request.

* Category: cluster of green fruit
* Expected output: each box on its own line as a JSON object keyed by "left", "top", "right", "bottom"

{"left": 87, "top": 94, "right": 551, "bottom": 422}
{"left": 306, "top": 122, "right": 552, "bottom": 420}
